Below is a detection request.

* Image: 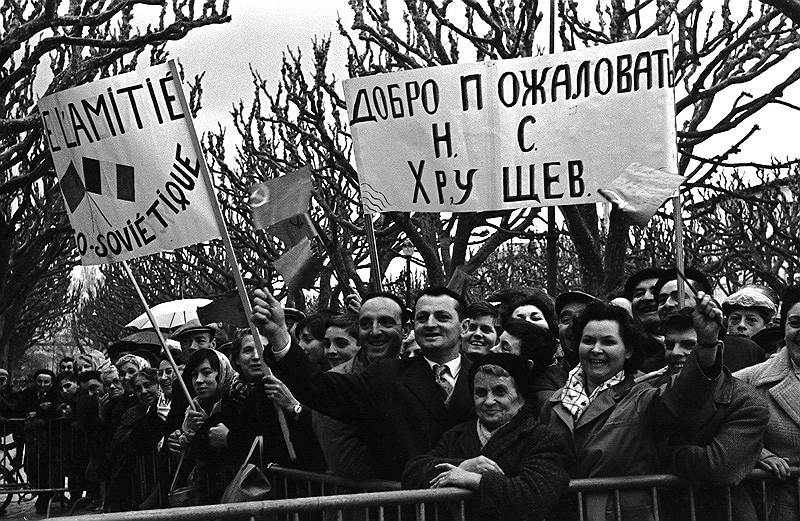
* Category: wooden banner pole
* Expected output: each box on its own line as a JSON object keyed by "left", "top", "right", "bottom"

{"left": 364, "top": 214, "right": 384, "bottom": 292}
{"left": 674, "top": 193, "right": 686, "bottom": 307}
{"left": 122, "top": 260, "right": 195, "bottom": 409}
{"left": 168, "top": 60, "right": 296, "bottom": 460}
{"left": 545, "top": 0, "right": 558, "bottom": 295}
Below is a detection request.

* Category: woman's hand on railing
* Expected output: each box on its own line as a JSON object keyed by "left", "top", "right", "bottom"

{"left": 458, "top": 456, "right": 504, "bottom": 476}
{"left": 430, "top": 463, "right": 482, "bottom": 490}
{"left": 758, "top": 455, "right": 791, "bottom": 480}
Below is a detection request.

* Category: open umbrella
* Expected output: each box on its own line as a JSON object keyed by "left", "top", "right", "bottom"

{"left": 126, "top": 298, "right": 212, "bottom": 330}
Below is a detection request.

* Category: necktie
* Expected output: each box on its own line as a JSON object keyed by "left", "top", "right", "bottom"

{"left": 433, "top": 364, "right": 453, "bottom": 401}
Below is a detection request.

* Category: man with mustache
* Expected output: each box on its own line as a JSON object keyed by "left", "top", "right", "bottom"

{"left": 624, "top": 268, "right": 666, "bottom": 336}
{"left": 623, "top": 267, "right": 670, "bottom": 372}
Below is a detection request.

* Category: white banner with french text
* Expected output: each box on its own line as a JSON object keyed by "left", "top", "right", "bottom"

{"left": 344, "top": 36, "right": 678, "bottom": 213}
{"left": 38, "top": 61, "right": 221, "bottom": 265}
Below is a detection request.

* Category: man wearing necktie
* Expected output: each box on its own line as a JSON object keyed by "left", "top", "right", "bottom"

{"left": 254, "top": 286, "right": 474, "bottom": 480}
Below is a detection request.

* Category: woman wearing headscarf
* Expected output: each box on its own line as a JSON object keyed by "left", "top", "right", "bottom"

{"left": 227, "top": 332, "right": 325, "bottom": 471}
{"left": 169, "top": 348, "right": 244, "bottom": 504}
{"left": 115, "top": 354, "right": 150, "bottom": 398}
{"left": 106, "top": 368, "right": 165, "bottom": 511}
{"left": 541, "top": 299, "right": 725, "bottom": 521}
{"left": 734, "top": 286, "right": 800, "bottom": 520}
{"left": 403, "top": 353, "right": 570, "bottom": 521}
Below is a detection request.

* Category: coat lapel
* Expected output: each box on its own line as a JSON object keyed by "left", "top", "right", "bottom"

{"left": 575, "top": 379, "right": 632, "bottom": 430}
{"left": 400, "top": 357, "right": 448, "bottom": 419}
{"left": 751, "top": 347, "right": 792, "bottom": 387}
{"left": 447, "top": 355, "right": 473, "bottom": 418}
{"left": 769, "top": 375, "right": 800, "bottom": 428}
{"left": 748, "top": 348, "right": 800, "bottom": 427}
{"left": 548, "top": 389, "right": 575, "bottom": 432}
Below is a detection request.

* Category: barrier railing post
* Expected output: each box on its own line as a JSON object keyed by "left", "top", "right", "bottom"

{"left": 651, "top": 486, "right": 660, "bottom": 521}
{"left": 725, "top": 485, "right": 733, "bottom": 521}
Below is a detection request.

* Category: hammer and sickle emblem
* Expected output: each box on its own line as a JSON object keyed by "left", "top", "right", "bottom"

{"left": 249, "top": 185, "right": 270, "bottom": 208}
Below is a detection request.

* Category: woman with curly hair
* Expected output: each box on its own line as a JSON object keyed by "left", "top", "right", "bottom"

{"left": 541, "top": 298, "right": 724, "bottom": 521}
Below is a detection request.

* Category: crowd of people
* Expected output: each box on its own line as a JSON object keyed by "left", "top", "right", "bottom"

{"left": 0, "top": 266, "right": 797, "bottom": 520}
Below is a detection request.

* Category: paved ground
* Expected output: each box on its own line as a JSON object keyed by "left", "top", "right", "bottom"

{"left": 2, "top": 496, "right": 102, "bottom": 520}
{"left": 2, "top": 499, "right": 44, "bottom": 521}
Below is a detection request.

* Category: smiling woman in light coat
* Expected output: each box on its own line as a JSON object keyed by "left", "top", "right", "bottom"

{"left": 541, "top": 298, "right": 724, "bottom": 521}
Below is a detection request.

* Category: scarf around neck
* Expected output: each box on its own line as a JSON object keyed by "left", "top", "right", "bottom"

{"left": 561, "top": 365, "right": 625, "bottom": 419}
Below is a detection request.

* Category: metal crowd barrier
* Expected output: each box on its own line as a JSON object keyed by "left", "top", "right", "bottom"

{"left": 267, "top": 464, "right": 401, "bottom": 496}
{"left": 44, "top": 463, "right": 800, "bottom": 521}
{"left": 55, "top": 488, "right": 472, "bottom": 521}
{"left": 566, "top": 468, "right": 800, "bottom": 521}
{"left": 0, "top": 416, "right": 75, "bottom": 517}
{"left": 0, "top": 418, "right": 30, "bottom": 511}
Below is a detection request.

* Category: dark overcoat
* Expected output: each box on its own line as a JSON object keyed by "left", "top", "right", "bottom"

{"left": 402, "top": 409, "right": 570, "bottom": 521}
{"left": 541, "top": 352, "right": 720, "bottom": 521}
{"left": 659, "top": 366, "right": 768, "bottom": 521}
{"left": 273, "top": 342, "right": 474, "bottom": 480}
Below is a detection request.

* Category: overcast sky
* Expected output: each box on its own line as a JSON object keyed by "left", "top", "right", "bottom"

{"left": 168, "top": 1, "right": 351, "bottom": 144}
{"left": 165, "top": 1, "right": 799, "bottom": 168}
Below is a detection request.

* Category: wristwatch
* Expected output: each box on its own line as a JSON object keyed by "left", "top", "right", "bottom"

{"left": 292, "top": 403, "right": 303, "bottom": 416}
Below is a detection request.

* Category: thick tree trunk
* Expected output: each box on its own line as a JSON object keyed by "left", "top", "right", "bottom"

{"left": 603, "top": 208, "right": 632, "bottom": 296}
{"left": 560, "top": 205, "right": 605, "bottom": 295}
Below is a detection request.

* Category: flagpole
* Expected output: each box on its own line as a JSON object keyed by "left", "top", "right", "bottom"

{"left": 168, "top": 60, "right": 296, "bottom": 460}
{"left": 674, "top": 193, "right": 686, "bottom": 307}
{"left": 545, "top": 0, "right": 558, "bottom": 296}
{"left": 122, "top": 260, "right": 196, "bottom": 409}
{"left": 363, "top": 214, "right": 384, "bottom": 292}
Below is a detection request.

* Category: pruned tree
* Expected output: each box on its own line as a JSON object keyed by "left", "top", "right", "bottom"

{"left": 683, "top": 165, "right": 800, "bottom": 294}
{"left": 0, "top": 0, "right": 231, "bottom": 367}
{"left": 215, "top": 0, "right": 800, "bottom": 308}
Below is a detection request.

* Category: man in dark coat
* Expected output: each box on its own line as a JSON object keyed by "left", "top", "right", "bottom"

{"left": 312, "top": 292, "right": 407, "bottom": 479}
{"left": 638, "top": 309, "right": 769, "bottom": 521}
{"left": 254, "top": 286, "right": 475, "bottom": 480}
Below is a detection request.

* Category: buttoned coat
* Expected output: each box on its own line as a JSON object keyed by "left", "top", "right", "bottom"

{"left": 273, "top": 342, "right": 474, "bottom": 480}
{"left": 659, "top": 367, "right": 768, "bottom": 521}
{"left": 541, "top": 353, "right": 720, "bottom": 521}
{"left": 734, "top": 347, "right": 800, "bottom": 520}
{"left": 402, "top": 409, "right": 570, "bottom": 521}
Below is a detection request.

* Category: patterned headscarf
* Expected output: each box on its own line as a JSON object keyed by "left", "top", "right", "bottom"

{"left": 184, "top": 348, "right": 238, "bottom": 402}
{"left": 114, "top": 353, "right": 151, "bottom": 372}
{"left": 79, "top": 351, "right": 112, "bottom": 372}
